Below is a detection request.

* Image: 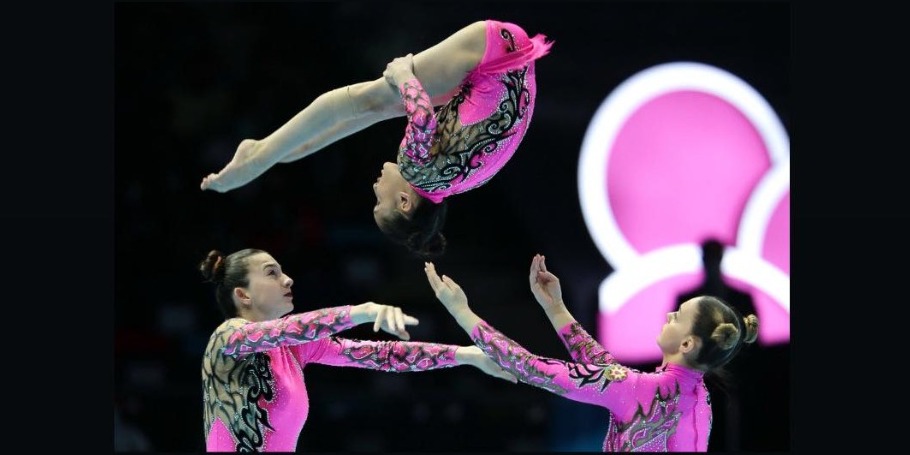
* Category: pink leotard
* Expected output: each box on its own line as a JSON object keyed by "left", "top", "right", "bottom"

{"left": 472, "top": 320, "right": 713, "bottom": 452}
{"left": 396, "top": 20, "right": 552, "bottom": 203}
{"left": 202, "top": 305, "right": 460, "bottom": 452}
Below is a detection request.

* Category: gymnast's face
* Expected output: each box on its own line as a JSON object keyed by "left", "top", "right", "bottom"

{"left": 657, "top": 298, "right": 698, "bottom": 355}
{"left": 236, "top": 252, "right": 295, "bottom": 320}
{"left": 372, "top": 162, "right": 415, "bottom": 228}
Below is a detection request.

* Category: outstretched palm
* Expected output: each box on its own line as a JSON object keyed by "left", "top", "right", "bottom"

{"left": 424, "top": 262, "right": 468, "bottom": 310}
{"left": 200, "top": 139, "right": 267, "bottom": 193}
{"left": 371, "top": 303, "right": 419, "bottom": 341}
{"left": 529, "top": 254, "right": 563, "bottom": 311}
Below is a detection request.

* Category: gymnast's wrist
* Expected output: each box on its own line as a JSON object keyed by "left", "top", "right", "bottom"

{"left": 350, "top": 302, "right": 378, "bottom": 325}
{"left": 444, "top": 301, "right": 472, "bottom": 319}
{"left": 396, "top": 72, "right": 418, "bottom": 88}
{"left": 543, "top": 302, "right": 570, "bottom": 319}
{"left": 454, "top": 345, "right": 480, "bottom": 366}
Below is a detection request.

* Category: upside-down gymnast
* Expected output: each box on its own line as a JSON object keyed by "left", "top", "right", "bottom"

{"left": 201, "top": 20, "right": 552, "bottom": 258}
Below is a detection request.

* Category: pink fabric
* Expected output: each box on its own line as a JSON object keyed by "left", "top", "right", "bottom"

{"left": 203, "top": 305, "right": 459, "bottom": 452}
{"left": 222, "top": 304, "right": 357, "bottom": 356}
{"left": 396, "top": 78, "right": 437, "bottom": 169}
{"left": 473, "top": 320, "right": 711, "bottom": 452}
{"left": 397, "top": 20, "right": 552, "bottom": 203}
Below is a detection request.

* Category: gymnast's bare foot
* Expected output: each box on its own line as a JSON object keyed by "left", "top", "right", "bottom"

{"left": 200, "top": 139, "right": 267, "bottom": 193}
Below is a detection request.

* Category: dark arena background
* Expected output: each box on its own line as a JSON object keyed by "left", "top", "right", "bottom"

{"left": 115, "top": 2, "right": 789, "bottom": 452}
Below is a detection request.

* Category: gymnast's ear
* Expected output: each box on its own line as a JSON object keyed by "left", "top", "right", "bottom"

{"left": 234, "top": 287, "right": 252, "bottom": 307}
{"left": 397, "top": 191, "right": 415, "bottom": 214}
{"left": 680, "top": 335, "right": 701, "bottom": 355}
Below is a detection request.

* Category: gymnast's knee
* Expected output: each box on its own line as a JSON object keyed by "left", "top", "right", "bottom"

{"left": 347, "top": 80, "right": 402, "bottom": 118}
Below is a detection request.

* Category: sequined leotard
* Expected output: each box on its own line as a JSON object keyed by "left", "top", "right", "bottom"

{"left": 471, "top": 320, "right": 713, "bottom": 452}
{"left": 202, "top": 305, "right": 460, "bottom": 452}
{"left": 396, "top": 20, "right": 552, "bottom": 203}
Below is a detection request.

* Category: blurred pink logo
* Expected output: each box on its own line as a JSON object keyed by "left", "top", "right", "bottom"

{"left": 578, "top": 62, "right": 789, "bottom": 363}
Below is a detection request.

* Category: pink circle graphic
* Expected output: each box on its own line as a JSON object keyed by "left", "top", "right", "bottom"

{"left": 579, "top": 62, "right": 790, "bottom": 362}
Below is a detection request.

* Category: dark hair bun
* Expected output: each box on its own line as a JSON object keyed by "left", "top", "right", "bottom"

{"left": 199, "top": 249, "right": 224, "bottom": 282}
{"left": 406, "top": 232, "right": 447, "bottom": 259}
